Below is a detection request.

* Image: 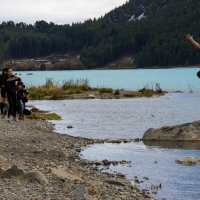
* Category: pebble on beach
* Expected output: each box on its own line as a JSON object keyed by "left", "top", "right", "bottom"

{"left": 0, "top": 118, "right": 154, "bottom": 199}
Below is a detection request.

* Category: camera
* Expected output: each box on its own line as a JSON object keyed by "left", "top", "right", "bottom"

{"left": 22, "top": 85, "right": 25, "bottom": 88}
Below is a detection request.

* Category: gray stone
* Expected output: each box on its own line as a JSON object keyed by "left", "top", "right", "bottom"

{"left": 142, "top": 121, "right": 200, "bottom": 140}
{"left": 49, "top": 166, "right": 82, "bottom": 181}
{"left": 7, "top": 165, "right": 25, "bottom": 177}
{"left": 102, "top": 159, "right": 111, "bottom": 166}
{"left": 23, "top": 171, "right": 48, "bottom": 184}
{"left": 175, "top": 156, "right": 200, "bottom": 165}
{"left": 93, "top": 160, "right": 103, "bottom": 165}
{"left": 120, "top": 160, "right": 131, "bottom": 164}
{"left": 116, "top": 172, "right": 126, "bottom": 178}
{"left": 87, "top": 94, "right": 95, "bottom": 99}
{"left": 112, "top": 160, "right": 119, "bottom": 165}
{"left": 134, "top": 178, "right": 140, "bottom": 183}
{"left": 70, "top": 186, "right": 88, "bottom": 200}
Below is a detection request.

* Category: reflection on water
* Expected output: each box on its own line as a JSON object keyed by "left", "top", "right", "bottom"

{"left": 143, "top": 140, "right": 200, "bottom": 150}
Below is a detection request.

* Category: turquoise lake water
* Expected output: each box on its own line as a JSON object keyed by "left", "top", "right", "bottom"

{"left": 23, "top": 68, "right": 200, "bottom": 200}
{"left": 15, "top": 67, "right": 200, "bottom": 92}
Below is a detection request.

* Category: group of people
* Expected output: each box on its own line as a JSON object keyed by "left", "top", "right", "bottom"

{"left": 0, "top": 67, "right": 29, "bottom": 121}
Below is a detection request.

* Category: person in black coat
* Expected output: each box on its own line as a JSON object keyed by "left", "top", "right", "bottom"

{"left": 0, "top": 67, "right": 8, "bottom": 114}
{"left": 5, "top": 68, "right": 21, "bottom": 121}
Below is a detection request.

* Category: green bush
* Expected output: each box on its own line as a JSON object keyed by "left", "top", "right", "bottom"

{"left": 98, "top": 88, "right": 113, "bottom": 94}
{"left": 114, "top": 89, "right": 120, "bottom": 95}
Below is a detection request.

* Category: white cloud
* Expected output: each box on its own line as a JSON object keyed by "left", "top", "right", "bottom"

{"left": 0, "top": 0, "right": 127, "bottom": 24}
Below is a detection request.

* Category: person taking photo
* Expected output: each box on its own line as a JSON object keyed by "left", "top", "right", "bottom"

{"left": 5, "top": 68, "right": 21, "bottom": 121}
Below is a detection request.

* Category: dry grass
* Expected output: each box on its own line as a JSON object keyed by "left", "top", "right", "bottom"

{"left": 27, "top": 79, "right": 166, "bottom": 100}
{"left": 28, "top": 78, "right": 91, "bottom": 100}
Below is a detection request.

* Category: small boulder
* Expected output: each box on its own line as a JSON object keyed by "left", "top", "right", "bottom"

{"left": 102, "top": 159, "right": 111, "bottom": 166}
{"left": 87, "top": 94, "right": 96, "bottom": 99}
{"left": 23, "top": 171, "right": 48, "bottom": 184}
{"left": 116, "top": 172, "right": 125, "bottom": 178}
{"left": 7, "top": 165, "right": 25, "bottom": 177}
{"left": 93, "top": 160, "right": 103, "bottom": 166}
{"left": 112, "top": 160, "right": 119, "bottom": 165}
{"left": 49, "top": 166, "right": 82, "bottom": 181}
{"left": 70, "top": 186, "right": 88, "bottom": 200}
{"left": 142, "top": 121, "right": 200, "bottom": 141}
{"left": 175, "top": 156, "right": 200, "bottom": 165}
{"left": 134, "top": 177, "right": 140, "bottom": 183}
{"left": 120, "top": 160, "right": 131, "bottom": 164}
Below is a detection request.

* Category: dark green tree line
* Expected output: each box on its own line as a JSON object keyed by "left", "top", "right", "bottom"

{"left": 0, "top": 1, "right": 200, "bottom": 69}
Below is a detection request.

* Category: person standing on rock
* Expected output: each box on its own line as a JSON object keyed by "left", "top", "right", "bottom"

{"left": 5, "top": 68, "right": 21, "bottom": 121}
{"left": 186, "top": 34, "right": 200, "bottom": 49}
{"left": 0, "top": 67, "right": 8, "bottom": 115}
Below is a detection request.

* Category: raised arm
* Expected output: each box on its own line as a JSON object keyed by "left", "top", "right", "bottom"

{"left": 7, "top": 76, "right": 21, "bottom": 82}
{"left": 186, "top": 34, "right": 200, "bottom": 50}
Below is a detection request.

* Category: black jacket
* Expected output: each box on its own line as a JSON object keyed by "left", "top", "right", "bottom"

{"left": 0, "top": 74, "right": 6, "bottom": 93}
{"left": 0, "top": 74, "right": 6, "bottom": 88}
{"left": 5, "top": 75, "right": 21, "bottom": 93}
{"left": 17, "top": 89, "right": 29, "bottom": 100}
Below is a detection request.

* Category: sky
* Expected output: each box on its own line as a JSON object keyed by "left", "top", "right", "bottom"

{"left": 0, "top": 0, "right": 127, "bottom": 25}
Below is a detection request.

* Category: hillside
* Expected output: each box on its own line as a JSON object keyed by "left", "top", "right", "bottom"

{"left": 103, "top": 0, "right": 200, "bottom": 22}
{"left": 0, "top": 0, "right": 200, "bottom": 69}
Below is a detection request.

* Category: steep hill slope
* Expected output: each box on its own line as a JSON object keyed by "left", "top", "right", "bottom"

{"left": 102, "top": 0, "right": 200, "bottom": 22}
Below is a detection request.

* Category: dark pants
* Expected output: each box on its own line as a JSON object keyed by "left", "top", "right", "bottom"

{"left": 7, "top": 91, "right": 17, "bottom": 117}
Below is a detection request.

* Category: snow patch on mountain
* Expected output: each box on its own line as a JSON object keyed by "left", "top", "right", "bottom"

{"left": 129, "top": 14, "right": 135, "bottom": 21}
{"left": 137, "top": 13, "right": 145, "bottom": 20}
{"left": 129, "top": 12, "right": 145, "bottom": 21}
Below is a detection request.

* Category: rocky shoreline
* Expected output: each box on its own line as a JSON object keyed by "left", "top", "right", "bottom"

{"left": 0, "top": 118, "right": 154, "bottom": 200}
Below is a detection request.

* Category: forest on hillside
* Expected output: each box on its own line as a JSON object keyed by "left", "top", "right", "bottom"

{"left": 0, "top": 1, "right": 200, "bottom": 69}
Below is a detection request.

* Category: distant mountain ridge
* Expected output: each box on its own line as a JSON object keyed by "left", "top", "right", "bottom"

{"left": 0, "top": 0, "right": 200, "bottom": 69}
{"left": 102, "top": 0, "right": 200, "bottom": 22}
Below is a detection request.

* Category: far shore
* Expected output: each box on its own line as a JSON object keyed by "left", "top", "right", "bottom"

{"left": 1, "top": 64, "right": 200, "bottom": 72}
{"left": 93, "top": 65, "right": 200, "bottom": 70}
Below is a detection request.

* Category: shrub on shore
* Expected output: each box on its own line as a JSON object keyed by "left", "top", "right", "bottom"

{"left": 124, "top": 87, "right": 165, "bottom": 98}
{"left": 27, "top": 79, "right": 166, "bottom": 100}
{"left": 51, "top": 60, "right": 85, "bottom": 70}
{"left": 98, "top": 88, "right": 113, "bottom": 94}
{"left": 26, "top": 107, "right": 61, "bottom": 120}
{"left": 7, "top": 61, "right": 39, "bottom": 71}
{"left": 28, "top": 78, "right": 91, "bottom": 100}
{"left": 62, "top": 79, "right": 90, "bottom": 93}
{"left": 114, "top": 89, "right": 120, "bottom": 95}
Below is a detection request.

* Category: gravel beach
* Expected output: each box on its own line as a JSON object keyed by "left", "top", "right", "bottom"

{"left": 0, "top": 117, "right": 154, "bottom": 200}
